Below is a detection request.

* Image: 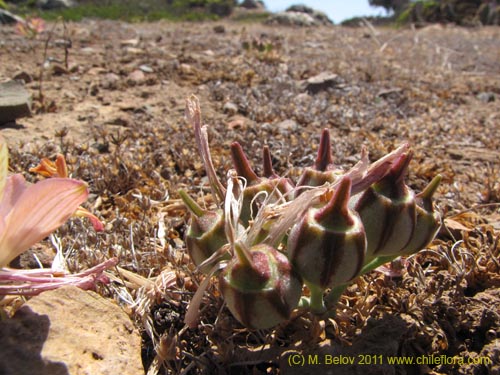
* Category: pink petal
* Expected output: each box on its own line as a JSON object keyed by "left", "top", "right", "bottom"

{"left": 0, "top": 135, "right": 8, "bottom": 201}
{"left": 0, "top": 174, "right": 29, "bottom": 218}
{"left": 0, "top": 178, "right": 88, "bottom": 267}
{"left": 74, "top": 206, "right": 104, "bottom": 232}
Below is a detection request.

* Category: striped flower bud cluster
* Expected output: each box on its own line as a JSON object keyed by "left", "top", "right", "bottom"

{"left": 182, "top": 99, "right": 441, "bottom": 329}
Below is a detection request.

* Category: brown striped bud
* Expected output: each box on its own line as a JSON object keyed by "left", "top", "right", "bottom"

{"left": 350, "top": 152, "right": 416, "bottom": 260}
{"left": 231, "top": 142, "right": 293, "bottom": 226}
{"left": 401, "top": 175, "right": 442, "bottom": 255}
{"left": 179, "top": 190, "right": 228, "bottom": 273}
{"left": 288, "top": 177, "right": 366, "bottom": 290}
{"left": 219, "top": 243, "right": 302, "bottom": 329}
{"left": 295, "top": 129, "right": 343, "bottom": 195}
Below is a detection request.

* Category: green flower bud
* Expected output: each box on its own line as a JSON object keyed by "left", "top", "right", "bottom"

{"left": 179, "top": 190, "right": 228, "bottom": 273}
{"left": 401, "top": 175, "right": 442, "bottom": 255}
{"left": 288, "top": 177, "right": 366, "bottom": 290}
{"left": 350, "top": 152, "right": 416, "bottom": 260}
{"left": 219, "top": 243, "right": 302, "bottom": 329}
{"left": 295, "top": 129, "right": 343, "bottom": 195}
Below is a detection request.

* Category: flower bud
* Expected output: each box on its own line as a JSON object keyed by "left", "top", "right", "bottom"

{"left": 295, "top": 129, "right": 343, "bottom": 195}
{"left": 179, "top": 190, "right": 228, "bottom": 273}
{"left": 350, "top": 152, "right": 416, "bottom": 260}
{"left": 219, "top": 243, "right": 302, "bottom": 329}
{"left": 288, "top": 177, "right": 366, "bottom": 290}
{"left": 400, "top": 175, "right": 442, "bottom": 255}
{"left": 231, "top": 142, "right": 293, "bottom": 226}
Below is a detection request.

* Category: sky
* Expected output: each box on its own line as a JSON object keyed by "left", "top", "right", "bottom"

{"left": 262, "top": 0, "right": 388, "bottom": 24}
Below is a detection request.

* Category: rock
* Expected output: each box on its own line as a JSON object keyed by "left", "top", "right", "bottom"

{"left": 302, "top": 72, "right": 342, "bottom": 94}
{"left": 223, "top": 101, "right": 238, "bottom": 115}
{"left": 267, "top": 5, "right": 333, "bottom": 26}
{"left": 0, "top": 9, "right": 24, "bottom": 25}
{"left": 276, "top": 119, "right": 299, "bottom": 135}
{"left": 51, "top": 64, "right": 69, "bottom": 76}
{"left": 213, "top": 24, "right": 225, "bottom": 34}
{"left": 37, "top": 0, "right": 75, "bottom": 10}
{"left": 127, "top": 69, "right": 146, "bottom": 85}
{"left": 139, "top": 64, "right": 154, "bottom": 73}
{"left": 286, "top": 5, "right": 333, "bottom": 25}
{"left": 0, "top": 286, "right": 143, "bottom": 375}
{"left": 477, "top": 92, "right": 495, "bottom": 103}
{"left": 13, "top": 71, "right": 33, "bottom": 84}
{"left": 101, "top": 72, "right": 121, "bottom": 90}
{"left": 267, "top": 11, "right": 318, "bottom": 27}
{"left": 0, "top": 80, "right": 32, "bottom": 125}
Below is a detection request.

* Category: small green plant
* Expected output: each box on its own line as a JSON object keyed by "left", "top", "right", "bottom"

{"left": 182, "top": 96, "right": 442, "bottom": 329}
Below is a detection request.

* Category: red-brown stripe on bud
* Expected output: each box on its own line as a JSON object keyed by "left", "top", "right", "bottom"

{"left": 219, "top": 243, "right": 302, "bottom": 329}
{"left": 288, "top": 177, "right": 367, "bottom": 290}
{"left": 351, "top": 152, "right": 417, "bottom": 260}
{"left": 231, "top": 142, "right": 293, "bottom": 226}
{"left": 295, "top": 129, "right": 344, "bottom": 196}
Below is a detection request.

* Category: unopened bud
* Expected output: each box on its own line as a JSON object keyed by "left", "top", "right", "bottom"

{"left": 401, "top": 175, "right": 442, "bottom": 255}
{"left": 288, "top": 177, "right": 366, "bottom": 289}
{"left": 219, "top": 243, "right": 302, "bottom": 329}
{"left": 231, "top": 142, "right": 293, "bottom": 226}
{"left": 351, "top": 152, "right": 416, "bottom": 260}
{"left": 179, "top": 190, "right": 228, "bottom": 273}
{"left": 295, "top": 129, "right": 343, "bottom": 195}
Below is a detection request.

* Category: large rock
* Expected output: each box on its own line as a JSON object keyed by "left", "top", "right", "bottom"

{"left": 0, "top": 9, "right": 24, "bottom": 24}
{"left": 267, "top": 5, "right": 333, "bottom": 27}
{"left": 267, "top": 11, "right": 318, "bottom": 27}
{"left": 0, "top": 80, "right": 32, "bottom": 125}
{"left": 286, "top": 5, "right": 333, "bottom": 25}
{"left": 0, "top": 286, "right": 144, "bottom": 375}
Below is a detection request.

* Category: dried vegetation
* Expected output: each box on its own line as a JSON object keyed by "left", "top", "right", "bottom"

{"left": 0, "top": 19, "right": 499, "bottom": 374}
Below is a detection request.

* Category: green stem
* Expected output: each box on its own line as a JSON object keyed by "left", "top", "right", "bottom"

{"left": 324, "top": 283, "right": 348, "bottom": 310}
{"left": 306, "top": 282, "right": 326, "bottom": 314}
{"left": 360, "top": 255, "right": 397, "bottom": 275}
{"left": 324, "top": 255, "right": 397, "bottom": 309}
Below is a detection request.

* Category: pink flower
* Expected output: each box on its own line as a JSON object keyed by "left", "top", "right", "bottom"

{"left": 30, "top": 153, "right": 104, "bottom": 232}
{"left": 0, "top": 137, "right": 88, "bottom": 267}
{"left": 15, "top": 17, "right": 45, "bottom": 39}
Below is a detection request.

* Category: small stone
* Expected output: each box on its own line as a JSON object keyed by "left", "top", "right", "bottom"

{"left": 127, "top": 69, "right": 146, "bottom": 85}
{"left": 13, "top": 71, "right": 33, "bottom": 84}
{"left": 213, "top": 25, "right": 225, "bottom": 34}
{"left": 0, "top": 286, "right": 143, "bottom": 375}
{"left": 302, "top": 72, "right": 342, "bottom": 94}
{"left": 139, "top": 64, "right": 154, "bottom": 73}
{"left": 223, "top": 101, "right": 239, "bottom": 115}
{"left": 276, "top": 119, "right": 299, "bottom": 135}
{"left": 477, "top": 92, "right": 495, "bottom": 103}
{"left": 51, "top": 64, "right": 69, "bottom": 76}
{"left": 80, "top": 47, "right": 96, "bottom": 55}
{"left": 124, "top": 47, "right": 144, "bottom": 55}
{"left": 0, "top": 81, "right": 32, "bottom": 125}
{"left": 120, "top": 38, "right": 140, "bottom": 47}
{"left": 101, "top": 73, "right": 121, "bottom": 90}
